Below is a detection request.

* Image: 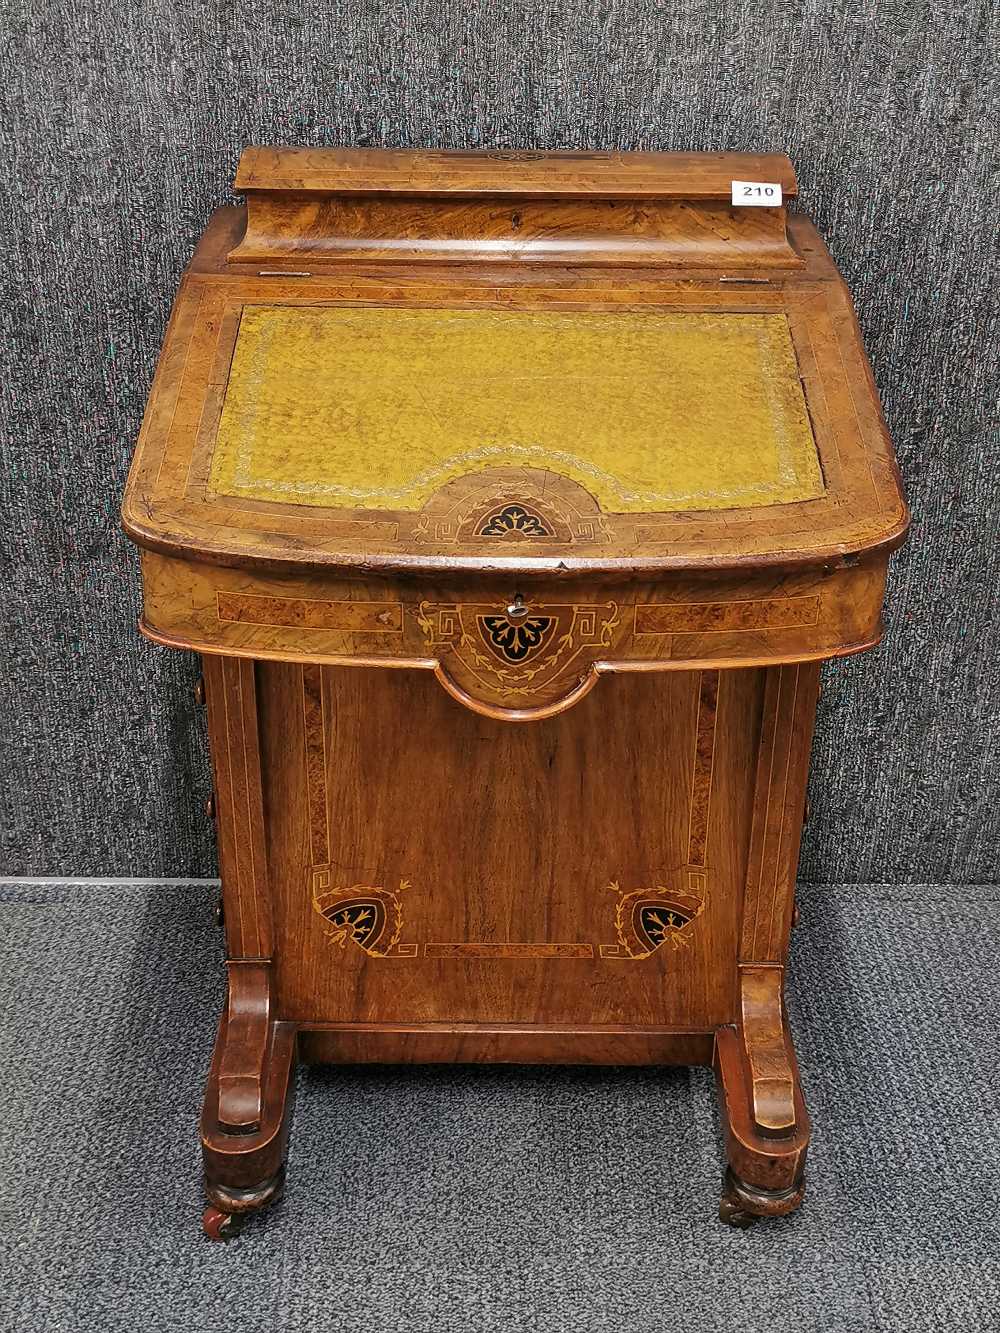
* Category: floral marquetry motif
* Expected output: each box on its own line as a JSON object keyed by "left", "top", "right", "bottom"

{"left": 323, "top": 900, "right": 386, "bottom": 952}
{"left": 311, "top": 874, "right": 418, "bottom": 957}
{"left": 307, "top": 867, "right": 708, "bottom": 965}
{"left": 410, "top": 473, "right": 612, "bottom": 549}
{"left": 478, "top": 613, "right": 555, "bottom": 664}
{"left": 476, "top": 503, "right": 554, "bottom": 538}
{"left": 416, "top": 597, "right": 620, "bottom": 717}
{"left": 599, "top": 874, "right": 708, "bottom": 960}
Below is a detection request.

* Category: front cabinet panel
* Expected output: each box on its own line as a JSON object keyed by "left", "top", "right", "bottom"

{"left": 258, "top": 663, "right": 762, "bottom": 1029}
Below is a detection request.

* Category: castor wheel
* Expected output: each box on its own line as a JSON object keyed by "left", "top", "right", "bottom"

{"left": 214, "top": 895, "right": 225, "bottom": 928}
{"left": 202, "top": 1206, "right": 243, "bottom": 1241}
{"left": 719, "top": 1167, "right": 804, "bottom": 1226}
{"left": 719, "top": 1193, "right": 757, "bottom": 1229}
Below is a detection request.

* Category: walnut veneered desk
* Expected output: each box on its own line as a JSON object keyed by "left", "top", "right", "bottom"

{"left": 121, "top": 148, "right": 908, "bottom": 1238}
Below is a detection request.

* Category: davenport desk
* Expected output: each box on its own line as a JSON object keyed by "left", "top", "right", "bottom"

{"left": 121, "top": 148, "right": 908, "bottom": 1238}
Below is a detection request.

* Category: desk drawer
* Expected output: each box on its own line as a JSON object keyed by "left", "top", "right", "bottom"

{"left": 142, "top": 550, "right": 884, "bottom": 720}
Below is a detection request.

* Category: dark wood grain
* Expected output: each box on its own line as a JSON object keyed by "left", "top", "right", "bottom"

{"left": 229, "top": 194, "right": 804, "bottom": 267}
{"left": 298, "top": 1026, "right": 715, "bottom": 1067}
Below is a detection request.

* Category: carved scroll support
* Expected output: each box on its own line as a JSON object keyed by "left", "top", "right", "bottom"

{"left": 713, "top": 656, "right": 820, "bottom": 1224}
{"left": 199, "top": 654, "right": 294, "bottom": 1237}
{"left": 714, "top": 966, "right": 810, "bottom": 1223}
{"left": 216, "top": 960, "right": 271, "bottom": 1133}
{"left": 740, "top": 965, "right": 797, "bottom": 1138}
{"left": 200, "top": 963, "right": 297, "bottom": 1236}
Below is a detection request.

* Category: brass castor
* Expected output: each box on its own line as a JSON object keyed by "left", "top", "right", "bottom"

{"left": 719, "top": 1167, "right": 805, "bottom": 1227}
{"left": 202, "top": 1167, "right": 286, "bottom": 1240}
{"left": 215, "top": 895, "right": 225, "bottom": 928}
{"left": 202, "top": 1206, "right": 243, "bottom": 1242}
{"left": 719, "top": 1193, "right": 757, "bottom": 1229}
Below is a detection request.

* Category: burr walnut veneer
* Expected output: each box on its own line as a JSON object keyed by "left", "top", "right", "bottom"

{"left": 121, "top": 148, "right": 908, "bottom": 1238}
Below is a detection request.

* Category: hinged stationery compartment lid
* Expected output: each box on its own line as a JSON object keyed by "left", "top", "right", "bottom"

{"left": 228, "top": 146, "right": 803, "bottom": 268}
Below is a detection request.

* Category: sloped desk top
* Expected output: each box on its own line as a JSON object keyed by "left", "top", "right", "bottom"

{"left": 123, "top": 148, "right": 907, "bottom": 719}
{"left": 209, "top": 306, "right": 824, "bottom": 515}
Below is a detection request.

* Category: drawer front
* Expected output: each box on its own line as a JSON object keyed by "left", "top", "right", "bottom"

{"left": 140, "top": 551, "right": 886, "bottom": 719}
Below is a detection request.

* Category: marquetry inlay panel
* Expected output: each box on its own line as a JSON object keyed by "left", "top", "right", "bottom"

{"left": 259, "top": 662, "right": 758, "bottom": 1030}
{"left": 140, "top": 552, "right": 886, "bottom": 720}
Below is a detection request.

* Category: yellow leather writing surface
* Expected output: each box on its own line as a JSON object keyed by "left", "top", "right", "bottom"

{"left": 209, "top": 306, "right": 824, "bottom": 513}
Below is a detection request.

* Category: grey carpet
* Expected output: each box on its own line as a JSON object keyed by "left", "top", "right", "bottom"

{"left": 0, "top": 880, "right": 996, "bottom": 1333}
{"left": 2, "top": 3, "right": 999, "bottom": 883}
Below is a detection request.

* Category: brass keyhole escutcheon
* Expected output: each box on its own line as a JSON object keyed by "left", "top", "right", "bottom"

{"left": 506, "top": 593, "right": 529, "bottom": 620}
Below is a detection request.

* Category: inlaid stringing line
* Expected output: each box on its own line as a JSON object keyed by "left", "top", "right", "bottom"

{"left": 686, "top": 669, "right": 720, "bottom": 868}
{"left": 795, "top": 297, "right": 846, "bottom": 490}
{"left": 760, "top": 665, "right": 796, "bottom": 957}
{"left": 318, "top": 668, "right": 331, "bottom": 872}
{"left": 183, "top": 298, "right": 230, "bottom": 499}
{"left": 301, "top": 663, "right": 331, "bottom": 868}
{"left": 765, "top": 664, "right": 801, "bottom": 959}
{"left": 816, "top": 291, "right": 882, "bottom": 510}
{"left": 745, "top": 670, "right": 782, "bottom": 956}
{"left": 220, "top": 657, "right": 247, "bottom": 956}
{"left": 151, "top": 286, "right": 207, "bottom": 494}
{"left": 238, "top": 659, "right": 264, "bottom": 957}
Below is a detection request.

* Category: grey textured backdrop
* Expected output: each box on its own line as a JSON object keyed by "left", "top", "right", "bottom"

{"left": 1, "top": 2, "right": 996, "bottom": 880}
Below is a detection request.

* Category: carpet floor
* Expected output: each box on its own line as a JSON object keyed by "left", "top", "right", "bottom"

{"left": 0, "top": 880, "right": 996, "bottom": 1333}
